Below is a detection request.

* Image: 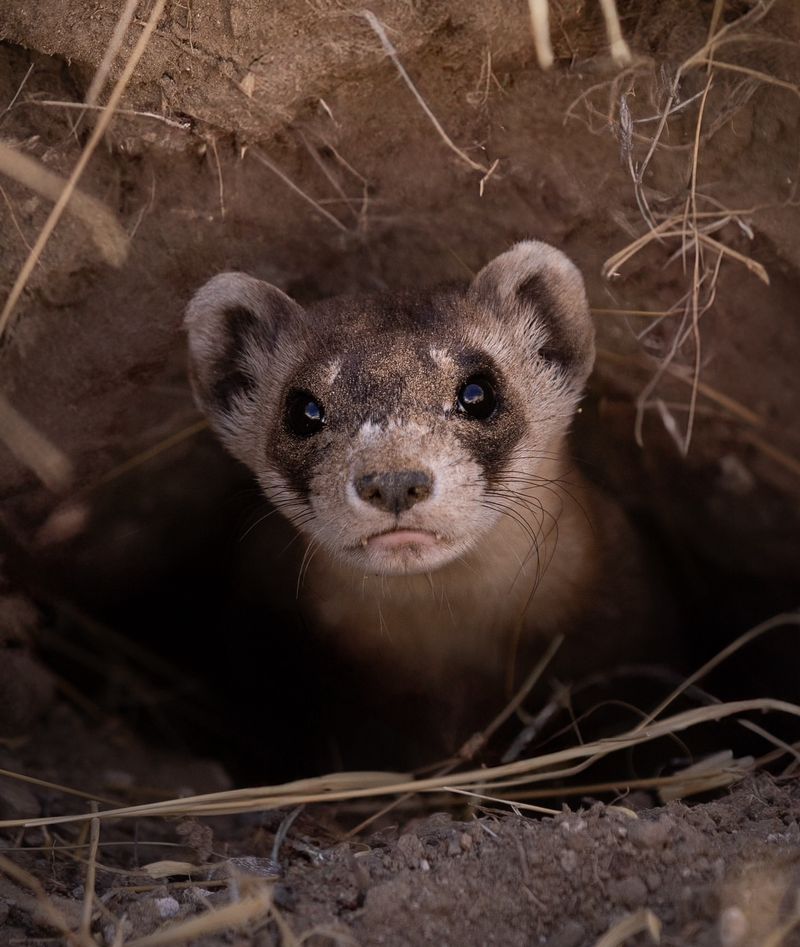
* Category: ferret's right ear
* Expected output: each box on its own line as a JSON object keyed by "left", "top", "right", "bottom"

{"left": 470, "top": 241, "right": 595, "bottom": 388}
{"left": 184, "top": 272, "right": 302, "bottom": 446}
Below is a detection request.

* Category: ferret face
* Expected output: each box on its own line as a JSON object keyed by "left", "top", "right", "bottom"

{"left": 185, "top": 241, "right": 595, "bottom": 576}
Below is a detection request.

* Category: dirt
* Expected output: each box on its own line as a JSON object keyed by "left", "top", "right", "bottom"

{"left": 0, "top": 0, "right": 799, "bottom": 944}
{"left": 2, "top": 703, "right": 800, "bottom": 947}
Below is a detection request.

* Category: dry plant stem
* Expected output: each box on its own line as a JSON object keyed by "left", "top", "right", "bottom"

{"left": 87, "top": 418, "right": 209, "bottom": 492}
{"left": 761, "top": 910, "right": 800, "bottom": 947}
{"left": 0, "top": 62, "right": 34, "bottom": 121}
{"left": 209, "top": 136, "right": 225, "bottom": 218}
{"left": 361, "top": 9, "right": 491, "bottom": 175}
{"left": 743, "top": 430, "right": 800, "bottom": 480}
{"left": 528, "top": 0, "right": 554, "bottom": 69}
{"left": 682, "top": 72, "right": 714, "bottom": 454}
{"left": 298, "top": 131, "right": 360, "bottom": 224}
{"left": 344, "top": 635, "right": 564, "bottom": 838}
{"left": 80, "top": 804, "right": 100, "bottom": 939}
{"left": 29, "top": 100, "right": 190, "bottom": 129}
{"left": 0, "top": 392, "right": 73, "bottom": 491}
{"left": 0, "top": 182, "right": 33, "bottom": 250}
{"left": 5, "top": 696, "right": 800, "bottom": 830}
{"left": 591, "top": 308, "right": 678, "bottom": 318}
{"left": 251, "top": 149, "right": 350, "bottom": 234}
{"left": 469, "top": 634, "right": 565, "bottom": 755}
{"left": 639, "top": 613, "right": 800, "bottom": 730}
{"left": 83, "top": 0, "right": 140, "bottom": 108}
{"left": 0, "top": 767, "right": 116, "bottom": 805}
{"left": 593, "top": 908, "right": 662, "bottom": 947}
{"left": 0, "top": 0, "right": 167, "bottom": 339}
{"left": 0, "top": 141, "right": 128, "bottom": 265}
{"left": 596, "top": 348, "right": 764, "bottom": 427}
{"left": 0, "top": 854, "right": 94, "bottom": 947}
{"left": 692, "top": 59, "right": 800, "bottom": 96}
{"left": 598, "top": 0, "right": 632, "bottom": 66}
{"left": 440, "top": 786, "right": 558, "bottom": 815}
{"left": 125, "top": 888, "right": 274, "bottom": 947}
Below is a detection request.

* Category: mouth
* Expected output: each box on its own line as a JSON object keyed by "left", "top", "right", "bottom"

{"left": 360, "top": 528, "right": 442, "bottom": 551}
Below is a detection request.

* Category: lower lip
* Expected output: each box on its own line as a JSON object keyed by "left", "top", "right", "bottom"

{"left": 367, "top": 530, "right": 439, "bottom": 550}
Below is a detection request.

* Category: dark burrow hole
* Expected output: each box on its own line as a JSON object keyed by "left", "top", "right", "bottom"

{"left": 3, "top": 393, "right": 798, "bottom": 796}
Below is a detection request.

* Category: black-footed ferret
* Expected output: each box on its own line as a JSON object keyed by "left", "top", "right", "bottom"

{"left": 185, "top": 241, "right": 667, "bottom": 711}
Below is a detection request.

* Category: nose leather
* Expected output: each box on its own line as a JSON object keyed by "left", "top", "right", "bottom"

{"left": 355, "top": 470, "right": 433, "bottom": 514}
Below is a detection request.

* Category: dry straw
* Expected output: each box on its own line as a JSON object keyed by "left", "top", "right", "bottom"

{"left": 0, "top": 0, "right": 167, "bottom": 340}
{"left": 571, "top": 0, "right": 798, "bottom": 460}
{"left": 1, "top": 613, "right": 797, "bottom": 832}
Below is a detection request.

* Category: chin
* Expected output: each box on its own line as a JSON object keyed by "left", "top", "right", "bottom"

{"left": 338, "top": 532, "right": 470, "bottom": 577}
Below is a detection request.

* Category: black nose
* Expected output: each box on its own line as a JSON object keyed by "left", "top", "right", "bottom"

{"left": 355, "top": 470, "right": 433, "bottom": 514}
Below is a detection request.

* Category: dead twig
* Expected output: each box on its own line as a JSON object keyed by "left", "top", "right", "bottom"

{"left": 0, "top": 0, "right": 167, "bottom": 339}
{"left": 361, "top": 9, "right": 492, "bottom": 176}
{"left": 0, "top": 140, "right": 129, "bottom": 266}
{"left": 0, "top": 392, "right": 73, "bottom": 491}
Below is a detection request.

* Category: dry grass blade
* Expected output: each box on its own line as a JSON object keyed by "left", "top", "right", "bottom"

{"left": 361, "top": 9, "right": 491, "bottom": 175}
{"left": 28, "top": 100, "right": 191, "bottom": 130}
{"left": 742, "top": 430, "right": 800, "bottom": 480}
{"left": 344, "top": 635, "right": 564, "bottom": 837}
{"left": 593, "top": 908, "right": 662, "bottom": 947}
{"left": 0, "top": 392, "right": 73, "bottom": 492}
{"left": 527, "top": 0, "right": 554, "bottom": 69}
{"left": 0, "top": 0, "right": 167, "bottom": 339}
{"left": 760, "top": 909, "right": 800, "bottom": 947}
{"left": 79, "top": 804, "right": 100, "bottom": 939}
{"left": 0, "top": 141, "right": 128, "bottom": 265}
{"left": 695, "top": 231, "right": 769, "bottom": 284}
{"left": 591, "top": 308, "right": 679, "bottom": 318}
{"left": 639, "top": 612, "right": 800, "bottom": 729}
{"left": 3, "top": 696, "right": 799, "bottom": 830}
{"left": 657, "top": 751, "right": 753, "bottom": 803}
{"left": 591, "top": 1, "right": 787, "bottom": 452}
{"left": 83, "top": 0, "right": 140, "bottom": 108}
{"left": 251, "top": 149, "right": 351, "bottom": 234}
{"left": 598, "top": 0, "right": 632, "bottom": 66}
{"left": 0, "top": 854, "right": 94, "bottom": 947}
{"left": 125, "top": 888, "right": 273, "bottom": 947}
{"left": 0, "top": 766, "right": 117, "bottom": 805}
{"left": 141, "top": 860, "right": 203, "bottom": 879}
{"left": 596, "top": 348, "right": 764, "bottom": 428}
{"left": 440, "top": 786, "right": 559, "bottom": 815}
{"left": 88, "top": 418, "right": 209, "bottom": 491}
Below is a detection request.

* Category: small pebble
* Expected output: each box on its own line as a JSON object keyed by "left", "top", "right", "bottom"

{"left": 719, "top": 906, "right": 748, "bottom": 947}
{"left": 154, "top": 896, "right": 180, "bottom": 919}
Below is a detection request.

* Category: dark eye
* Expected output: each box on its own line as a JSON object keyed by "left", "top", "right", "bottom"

{"left": 286, "top": 390, "right": 325, "bottom": 437}
{"left": 456, "top": 375, "right": 497, "bottom": 420}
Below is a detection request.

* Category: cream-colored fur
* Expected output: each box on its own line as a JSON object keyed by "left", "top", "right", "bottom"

{"left": 185, "top": 241, "right": 658, "bottom": 695}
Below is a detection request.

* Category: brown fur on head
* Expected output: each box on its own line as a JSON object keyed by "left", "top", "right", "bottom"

{"left": 184, "top": 240, "right": 594, "bottom": 576}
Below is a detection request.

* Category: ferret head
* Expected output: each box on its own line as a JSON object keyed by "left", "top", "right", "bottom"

{"left": 185, "top": 241, "right": 594, "bottom": 576}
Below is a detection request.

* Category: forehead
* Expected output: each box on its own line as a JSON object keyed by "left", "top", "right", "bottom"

{"left": 296, "top": 290, "right": 482, "bottom": 406}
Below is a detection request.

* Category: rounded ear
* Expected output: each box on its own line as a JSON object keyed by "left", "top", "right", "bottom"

{"left": 469, "top": 240, "right": 595, "bottom": 387}
{"left": 184, "top": 272, "right": 303, "bottom": 458}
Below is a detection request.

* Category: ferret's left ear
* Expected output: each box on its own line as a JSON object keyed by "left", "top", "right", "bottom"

{"left": 184, "top": 272, "right": 303, "bottom": 468}
{"left": 470, "top": 240, "right": 595, "bottom": 386}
